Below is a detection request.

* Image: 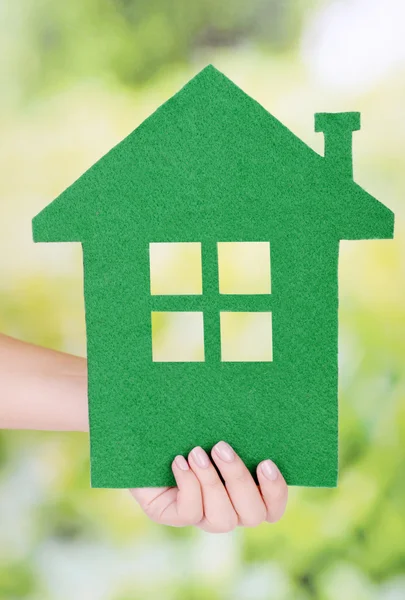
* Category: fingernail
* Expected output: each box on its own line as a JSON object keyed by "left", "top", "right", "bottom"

{"left": 214, "top": 441, "right": 235, "bottom": 463}
{"left": 261, "top": 459, "right": 278, "bottom": 481}
{"left": 175, "top": 455, "right": 189, "bottom": 471}
{"left": 191, "top": 446, "right": 210, "bottom": 469}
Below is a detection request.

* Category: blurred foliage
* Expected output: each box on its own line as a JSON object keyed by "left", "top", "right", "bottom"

{"left": 1, "top": 0, "right": 317, "bottom": 105}
{"left": 0, "top": 562, "right": 42, "bottom": 599}
{"left": 1, "top": 0, "right": 405, "bottom": 599}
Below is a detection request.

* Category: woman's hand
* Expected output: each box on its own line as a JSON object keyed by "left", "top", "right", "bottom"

{"left": 130, "top": 441, "right": 288, "bottom": 532}
{"left": 0, "top": 334, "right": 287, "bottom": 532}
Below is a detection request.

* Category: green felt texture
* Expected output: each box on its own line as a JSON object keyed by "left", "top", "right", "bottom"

{"left": 32, "top": 65, "right": 395, "bottom": 488}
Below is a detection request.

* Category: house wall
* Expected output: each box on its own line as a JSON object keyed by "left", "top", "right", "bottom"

{"left": 81, "top": 223, "right": 340, "bottom": 488}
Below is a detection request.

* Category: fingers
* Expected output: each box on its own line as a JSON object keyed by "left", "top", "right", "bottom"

{"left": 131, "top": 444, "right": 288, "bottom": 532}
{"left": 210, "top": 442, "right": 287, "bottom": 526}
{"left": 188, "top": 446, "right": 238, "bottom": 533}
{"left": 130, "top": 456, "right": 203, "bottom": 528}
{"left": 169, "top": 455, "right": 203, "bottom": 526}
{"left": 256, "top": 459, "right": 288, "bottom": 523}
{"left": 210, "top": 441, "right": 267, "bottom": 528}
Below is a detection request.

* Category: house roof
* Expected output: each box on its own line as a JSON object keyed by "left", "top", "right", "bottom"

{"left": 32, "top": 65, "right": 394, "bottom": 244}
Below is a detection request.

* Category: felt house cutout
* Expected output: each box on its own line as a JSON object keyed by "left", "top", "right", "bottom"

{"left": 32, "top": 65, "right": 394, "bottom": 488}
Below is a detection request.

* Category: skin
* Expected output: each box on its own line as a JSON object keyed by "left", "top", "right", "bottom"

{"left": 0, "top": 333, "right": 288, "bottom": 532}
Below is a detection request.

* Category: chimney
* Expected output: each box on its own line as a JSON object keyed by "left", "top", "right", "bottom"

{"left": 315, "top": 112, "right": 360, "bottom": 178}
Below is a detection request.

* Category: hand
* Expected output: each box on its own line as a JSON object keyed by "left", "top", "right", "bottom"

{"left": 130, "top": 441, "right": 288, "bottom": 533}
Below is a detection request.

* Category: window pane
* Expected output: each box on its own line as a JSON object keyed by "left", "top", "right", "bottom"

{"left": 217, "top": 242, "right": 271, "bottom": 294}
{"left": 151, "top": 311, "right": 205, "bottom": 362}
{"left": 150, "top": 242, "right": 202, "bottom": 295}
{"left": 220, "top": 312, "right": 273, "bottom": 362}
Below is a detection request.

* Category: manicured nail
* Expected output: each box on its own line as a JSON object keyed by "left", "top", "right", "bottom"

{"left": 261, "top": 459, "right": 278, "bottom": 481}
{"left": 191, "top": 446, "right": 210, "bottom": 469}
{"left": 175, "top": 455, "right": 189, "bottom": 471}
{"left": 214, "top": 441, "right": 235, "bottom": 463}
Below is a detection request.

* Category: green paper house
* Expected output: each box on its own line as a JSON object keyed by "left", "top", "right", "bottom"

{"left": 32, "top": 65, "right": 394, "bottom": 488}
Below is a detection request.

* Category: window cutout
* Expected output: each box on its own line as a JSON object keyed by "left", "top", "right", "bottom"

{"left": 150, "top": 242, "right": 202, "bottom": 295}
{"left": 151, "top": 312, "right": 205, "bottom": 362}
{"left": 220, "top": 312, "right": 273, "bottom": 362}
{"left": 217, "top": 242, "right": 271, "bottom": 294}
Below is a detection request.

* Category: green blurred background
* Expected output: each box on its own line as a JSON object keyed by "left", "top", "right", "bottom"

{"left": 1, "top": 0, "right": 404, "bottom": 598}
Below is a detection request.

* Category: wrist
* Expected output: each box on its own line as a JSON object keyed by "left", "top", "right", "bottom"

{"left": 0, "top": 334, "right": 89, "bottom": 432}
{"left": 52, "top": 364, "right": 89, "bottom": 432}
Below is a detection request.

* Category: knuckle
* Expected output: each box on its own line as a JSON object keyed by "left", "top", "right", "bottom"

{"left": 216, "top": 523, "right": 237, "bottom": 534}
{"left": 266, "top": 511, "right": 283, "bottom": 524}
{"left": 182, "top": 511, "right": 203, "bottom": 526}
{"left": 266, "top": 498, "right": 288, "bottom": 523}
{"left": 221, "top": 515, "right": 239, "bottom": 533}
{"left": 233, "top": 469, "right": 249, "bottom": 484}
{"left": 145, "top": 505, "right": 164, "bottom": 524}
{"left": 208, "top": 514, "right": 238, "bottom": 534}
{"left": 204, "top": 476, "right": 223, "bottom": 490}
{"left": 242, "top": 508, "right": 267, "bottom": 528}
{"left": 143, "top": 499, "right": 160, "bottom": 520}
{"left": 242, "top": 517, "right": 263, "bottom": 528}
